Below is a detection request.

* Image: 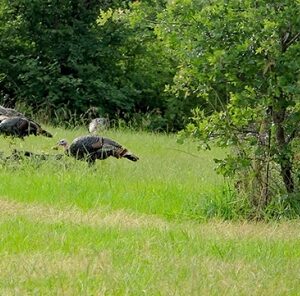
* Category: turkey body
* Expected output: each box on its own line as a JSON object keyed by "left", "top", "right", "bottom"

{"left": 0, "top": 105, "right": 52, "bottom": 138}
{"left": 0, "top": 116, "right": 52, "bottom": 138}
{"left": 65, "top": 135, "right": 139, "bottom": 164}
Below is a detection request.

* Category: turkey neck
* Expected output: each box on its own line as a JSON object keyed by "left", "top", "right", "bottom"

{"left": 63, "top": 144, "right": 70, "bottom": 154}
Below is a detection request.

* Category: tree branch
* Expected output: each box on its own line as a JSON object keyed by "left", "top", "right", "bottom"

{"left": 286, "top": 32, "right": 300, "bottom": 49}
{"left": 282, "top": 31, "right": 300, "bottom": 52}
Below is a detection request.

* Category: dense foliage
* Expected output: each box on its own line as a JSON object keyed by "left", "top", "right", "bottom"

{"left": 0, "top": 0, "right": 178, "bottom": 128}
{"left": 165, "top": 0, "right": 300, "bottom": 214}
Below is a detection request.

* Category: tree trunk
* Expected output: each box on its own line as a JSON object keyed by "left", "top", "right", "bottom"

{"left": 280, "top": 161, "right": 294, "bottom": 193}
{"left": 273, "top": 107, "right": 294, "bottom": 193}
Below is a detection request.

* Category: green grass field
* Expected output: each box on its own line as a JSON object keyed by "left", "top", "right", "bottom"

{"left": 1, "top": 127, "right": 300, "bottom": 295}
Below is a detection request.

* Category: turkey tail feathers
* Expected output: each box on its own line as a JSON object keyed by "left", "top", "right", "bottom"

{"left": 113, "top": 147, "right": 139, "bottom": 161}
{"left": 123, "top": 152, "right": 139, "bottom": 162}
{"left": 115, "top": 148, "right": 139, "bottom": 161}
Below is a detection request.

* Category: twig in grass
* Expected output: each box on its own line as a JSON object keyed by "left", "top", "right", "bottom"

{"left": 169, "top": 148, "right": 200, "bottom": 158}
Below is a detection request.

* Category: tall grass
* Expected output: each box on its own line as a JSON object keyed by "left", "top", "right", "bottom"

{"left": 0, "top": 127, "right": 226, "bottom": 220}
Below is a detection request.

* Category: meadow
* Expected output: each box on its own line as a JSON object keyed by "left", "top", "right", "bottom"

{"left": 0, "top": 127, "right": 300, "bottom": 295}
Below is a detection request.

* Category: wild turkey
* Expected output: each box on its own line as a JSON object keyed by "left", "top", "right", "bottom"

{"left": 55, "top": 135, "right": 139, "bottom": 164}
{"left": 88, "top": 117, "right": 110, "bottom": 134}
{"left": 0, "top": 105, "right": 52, "bottom": 138}
{"left": 0, "top": 105, "right": 24, "bottom": 117}
{"left": 0, "top": 116, "right": 52, "bottom": 138}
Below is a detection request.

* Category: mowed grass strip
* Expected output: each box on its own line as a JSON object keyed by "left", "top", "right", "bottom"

{"left": 1, "top": 198, "right": 300, "bottom": 240}
{"left": 0, "top": 198, "right": 169, "bottom": 231}
{"left": 0, "top": 199, "right": 300, "bottom": 295}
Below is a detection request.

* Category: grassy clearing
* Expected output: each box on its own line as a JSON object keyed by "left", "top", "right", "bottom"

{"left": 0, "top": 127, "right": 225, "bottom": 220}
{"left": 1, "top": 127, "right": 300, "bottom": 294}
{"left": 1, "top": 199, "right": 300, "bottom": 295}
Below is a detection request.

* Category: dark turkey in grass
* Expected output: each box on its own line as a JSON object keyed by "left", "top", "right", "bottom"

{"left": 0, "top": 116, "right": 52, "bottom": 138}
{"left": 55, "top": 135, "right": 139, "bottom": 164}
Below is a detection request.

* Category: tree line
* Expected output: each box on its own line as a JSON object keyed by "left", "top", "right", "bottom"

{"left": 0, "top": 0, "right": 181, "bottom": 130}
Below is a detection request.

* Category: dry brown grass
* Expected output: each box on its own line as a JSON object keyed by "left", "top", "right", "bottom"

{"left": 1, "top": 250, "right": 297, "bottom": 296}
{"left": 0, "top": 251, "right": 112, "bottom": 279}
{"left": 0, "top": 198, "right": 169, "bottom": 230}
{"left": 1, "top": 198, "right": 300, "bottom": 241}
{"left": 0, "top": 251, "right": 114, "bottom": 296}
